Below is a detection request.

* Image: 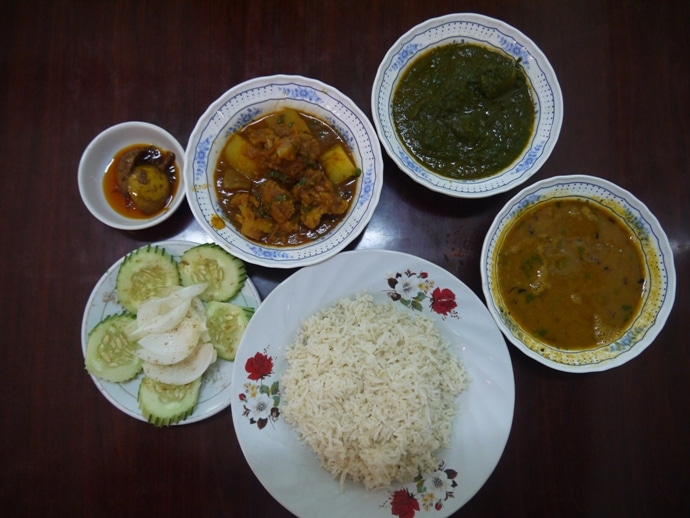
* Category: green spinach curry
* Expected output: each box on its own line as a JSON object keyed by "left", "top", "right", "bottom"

{"left": 496, "top": 199, "right": 646, "bottom": 351}
{"left": 392, "top": 42, "right": 535, "bottom": 180}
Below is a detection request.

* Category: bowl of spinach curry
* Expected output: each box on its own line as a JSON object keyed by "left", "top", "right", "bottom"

{"left": 372, "top": 13, "right": 563, "bottom": 198}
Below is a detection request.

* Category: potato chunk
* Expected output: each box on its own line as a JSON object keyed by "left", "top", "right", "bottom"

{"left": 264, "top": 108, "right": 311, "bottom": 136}
{"left": 320, "top": 144, "right": 359, "bottom": 184}
{"left": 223, "top": 134, "right": 259, "bottom": 178}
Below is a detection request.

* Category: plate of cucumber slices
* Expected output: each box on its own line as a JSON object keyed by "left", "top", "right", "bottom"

{"left": 81, "top": 240, "right": 261, "bottom": 426}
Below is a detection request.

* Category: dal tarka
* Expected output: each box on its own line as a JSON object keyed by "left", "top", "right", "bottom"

{"left": 496, "top": 198, "right": 646, "bottom": 350}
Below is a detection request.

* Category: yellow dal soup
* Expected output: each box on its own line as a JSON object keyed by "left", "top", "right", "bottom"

{"left": 496, "top": 198, "right": 646, "bottom": 350}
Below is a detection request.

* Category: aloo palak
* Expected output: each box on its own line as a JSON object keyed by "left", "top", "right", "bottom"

{"left": 496, "top": 199, "right": 646, "bottom": 350}
{"left": 214, "top": 108, "right": 360, "bottom": 246}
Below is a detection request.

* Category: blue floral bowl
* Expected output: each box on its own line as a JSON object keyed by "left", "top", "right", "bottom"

{"left": 372, "top": 13, "right": 563, "bottom": 198}
{"left": 185, "top": 75, "right": 384, "bottom": 268}
{"left": 481, "top": 175, "right": 676, "bottom": 372}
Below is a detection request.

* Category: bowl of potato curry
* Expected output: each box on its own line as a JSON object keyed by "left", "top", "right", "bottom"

{"left": 185, "top": 75, "right": 383, "bottom": 268}
{"left": 481, "top": 175, "right": 675, "bottom": 372}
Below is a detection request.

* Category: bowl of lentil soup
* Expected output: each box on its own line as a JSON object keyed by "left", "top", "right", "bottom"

{"left": 481, "top": 175, "right": 675, "bottom": 372}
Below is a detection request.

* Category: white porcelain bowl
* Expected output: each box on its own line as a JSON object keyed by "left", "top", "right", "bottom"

{"left": 372, "top": 13, "right": 563, "bottom": 198}
{"left": 184, "top": 75, "right": 384, "bottom": 268}
{"left": 481, "top": 175, "right": 676, "bottom": 372}
{"left": 78, "top": 121, "right": 186, "bottom": 230}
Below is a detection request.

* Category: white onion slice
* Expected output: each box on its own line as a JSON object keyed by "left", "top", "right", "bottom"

{"left": 129, "top": 298, "right": 191, "bottom": 340}
{"left": 128, "top": 284, "right": 207, "bottom": 340}
{"left": 142, "top": 341, "right": 217, "bottom": 385}
{"left": 135, "top": 315, "right": 203, "bottom": 365}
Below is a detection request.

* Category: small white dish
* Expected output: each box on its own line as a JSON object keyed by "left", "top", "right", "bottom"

{"left": 81, "top": 240, "right": 261, "bottom": 424}
{"left": 78, "top": 121, "right": 186, "bottom": 230}
{"left": 231, "top": 249, "right": 515, "bottom": 517}
{"left": 481, "top": 175, "right": 676, "bottom": 372}
{"left": 185, "top": 75, "right": 384, "bottom": 268}
{"left": 372, "top": 13, "right": 563, "bottom": 198}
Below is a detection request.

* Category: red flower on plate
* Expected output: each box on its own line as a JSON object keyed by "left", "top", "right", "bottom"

{"left": 430, "top": 287, "right": 457, "bottom": 316}
{"left": 390, "top": 489, "right": 420, "bottom": 518}
{"left": 384, "top": 269, "right": 459, "bottom": 319}
{"left": 245, "top": 352, "right": 274, "bottom": 380}
{"left": 384, "top": 462, "right": 460, "bottom": 515}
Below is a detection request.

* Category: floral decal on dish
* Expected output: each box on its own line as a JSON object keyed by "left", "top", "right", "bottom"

{"left": 385, "top": 269, "right": 459, "bottom": 319}
{"left": 238, "top": 349, "right": 280, "bottom": 430}
{"left": 385, "top": 463, "right": 459, "bottom": 518}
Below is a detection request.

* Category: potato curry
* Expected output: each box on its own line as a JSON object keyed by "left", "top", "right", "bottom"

{"left": 214, "top": 108, "right": 361, "bottom": 246}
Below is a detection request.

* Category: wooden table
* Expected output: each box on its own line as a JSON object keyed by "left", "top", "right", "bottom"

{"left": 2, "top": 1, "right": 688, "bottom": 516}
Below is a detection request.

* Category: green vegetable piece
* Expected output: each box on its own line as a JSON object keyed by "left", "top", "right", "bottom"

{"left": 138, "top": 376, "right": 201, "bottom": 427}
{"left": 85, "top": 313, "right": 142, "bottom": 383}
{"left": 115, "top": 244, "right": 181, "bottom": 313}
{"left": 178, "top": 243, "right": 247, "bottom": 302}
{"left": 205, "top": 301, "right": 254, "bottom": 361}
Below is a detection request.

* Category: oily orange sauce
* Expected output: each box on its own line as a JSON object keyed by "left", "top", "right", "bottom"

{"left": 103, "top": 144, "right": 180, "bottom": 219}
{"left": 496, "top": 198, "right": 646, "bottom": 350}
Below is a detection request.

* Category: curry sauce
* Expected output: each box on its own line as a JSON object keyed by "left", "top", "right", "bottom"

{"left": 496, "top": 199, "right": 646, "bottom": 350}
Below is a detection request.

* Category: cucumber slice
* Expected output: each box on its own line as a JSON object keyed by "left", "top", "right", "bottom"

{"left": 138, "top": 376, "right": 201, "bottom": 427}
{"left": 116, "top": 244, "right": 181, "bottom": 313}
{"left": 205, "top": 301, "right": 254, "bottom": 361}
{"left": 85, "top": 313, "right": 142, "bottom": 383}
{"left": 178, "top": 243, "right": 246, "bottom": 302}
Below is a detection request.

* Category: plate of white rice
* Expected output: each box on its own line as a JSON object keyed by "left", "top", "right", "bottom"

{"left": 231, "top": 249, "right": 514, "bottom": 517}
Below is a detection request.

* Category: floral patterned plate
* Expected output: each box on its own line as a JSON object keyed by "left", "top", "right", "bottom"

{"left": 81, "top": 240, "right": 261, "bottom": 425}
{"left": 231, "top": 249, "right": 515, "bottom": 517}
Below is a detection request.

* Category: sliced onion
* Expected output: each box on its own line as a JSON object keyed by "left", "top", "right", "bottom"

{"left": 134, "top": 315, "right": 203, "bottom": 365}
{"left": 128, "top": 283, "right": 207, "bottom": 340}
{"left": 142, "top": 341, "right": 217, "bottom": 385}
{"left": 129, "top": 298, "right": 191, "bottom": 340}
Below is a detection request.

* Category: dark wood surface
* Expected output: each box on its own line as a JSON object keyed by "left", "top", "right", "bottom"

{"left": 2, "top": 1, "right": 688, "bottom": 516}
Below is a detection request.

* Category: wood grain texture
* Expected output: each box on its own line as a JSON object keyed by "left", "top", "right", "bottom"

{"left": 1, "top": 1, "right": 688, "bottom": 516}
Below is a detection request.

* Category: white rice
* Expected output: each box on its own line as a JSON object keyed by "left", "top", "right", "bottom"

{"left": 281, "top": 293, "right": 469, "bottom": 490}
